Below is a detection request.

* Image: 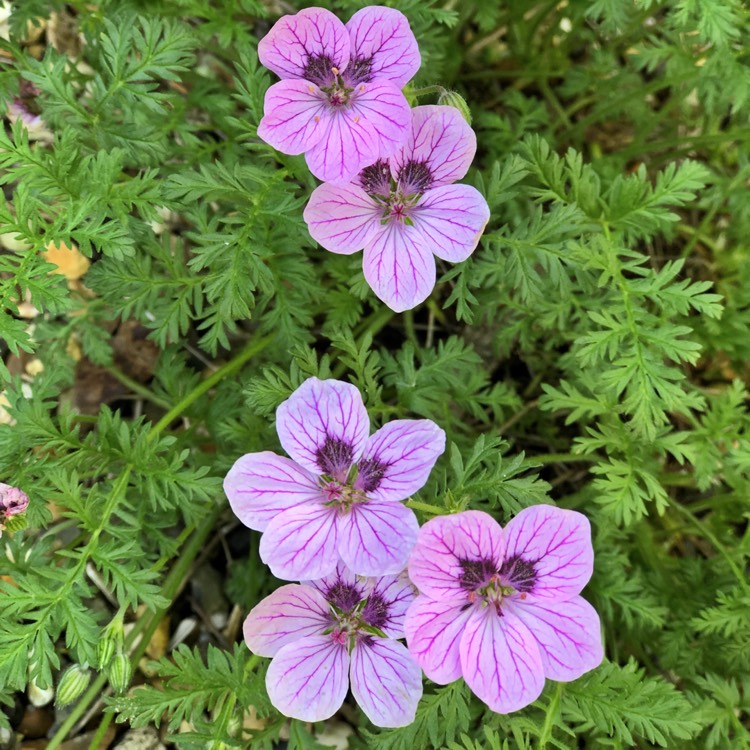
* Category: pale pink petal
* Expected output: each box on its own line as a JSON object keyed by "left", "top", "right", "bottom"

{"left": 223, "top": 452, "right": 321, "bottom": 531}
{"left": 303, "top": 182, "right": 381, "bottom": 255}
{"left": 304, "top": 560, "right": 362, "bottom": 599}
{"left": 391, "top": 105, "right": 477, "bottom": 189}
{"left": 505, "top": 596, "right": 604, "bottom": 682}
{"left": 364, "top": 571, "right": 417, "bottom": 638}
{"left": 412, "top": 184, "right": 490, "bottom": 262}
{"left": 345, "top": 7, "right": 420, "bottom": 88}
{"left": 305, "top": 109, "right": 380, "bottom": 183}
{"left": 403, "top": 595, "right": 472, "bottom": 683}
{"left": 408, "top": 511, "right": 504, "bottom": 601}
{"left": 459, "top": 606, "right": 544, "bottom": 713}
{"left": 260, "top": 503, "right": 339, "bottom": 581}
{"left": 258, "top": 8, "right": 350, "bottom": 82}
{"left": 350, "top": 81, "right": 412, "bottom": 158}
{"left": 350, "top": 638, "right": 422, "bottom": 728}
{"left": 502, "top": 505, "right": 594, "bottom": 601}
{"left": 257, "top": 80, "right": 329, "bottom": 155}
{"left": 243, "top": 584, "right": 330, "bottom": 657}
{"left": 338, "top": 500, "right": 419, "bottom": 577}
{"left": 276, "top": 378, "right": 370, "bottom": 478}
{"left": 266, "top": 636, "right": 349, "bottom": 722}
{"left": 362, "top": 223, "right": 436, "bottom": 312}
{"left": 355, "top": 419, "right": 446, "bottom": 503}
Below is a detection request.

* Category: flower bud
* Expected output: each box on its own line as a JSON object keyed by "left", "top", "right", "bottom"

{"left": 97, "top": 636, "right": 116, "bottom": 670}
{"left": 0, "top": 483, "right": 29, "bottom": 517}
{"left": 437, "top": 90, "right": 472, "bottom": 124}
{"left": 55, "top": 664, "right": 91, "bottom": 706}
{"left": 108, "top": 652, "right": 132, "bottom": 694}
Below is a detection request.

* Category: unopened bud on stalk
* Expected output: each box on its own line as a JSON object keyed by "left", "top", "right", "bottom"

{"left": 109, "top": 651, "right": 132, "bottom": 694}
{"left": 437, "top": 90, "right": 472, "bottom": 124}
{"left": 55, "top": 664, "right": 91, "bottom": 706}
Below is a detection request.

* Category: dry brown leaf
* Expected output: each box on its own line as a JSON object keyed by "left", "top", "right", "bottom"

{"left": 43, "top": 241, "right": 90, "bottom": 281}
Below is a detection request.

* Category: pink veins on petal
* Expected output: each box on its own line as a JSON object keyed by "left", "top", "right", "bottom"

{"left": 404, "top": 506, "right": 604, "bottom": 714}
{"left": 223, "top": 377, "right": 445, "bottom": 580}
{"left": 257, "top": 6, "right": 419, "bottom": 182}
{"left": 304, "top": 105, "right": 491, "bottom": 311}
{"left": 244, "top": 564, "right": 422, "bottom": 727}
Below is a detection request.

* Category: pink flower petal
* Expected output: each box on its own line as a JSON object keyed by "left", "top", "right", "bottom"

{"left": 260, "top": 503, "right": 339, "bottom": 581}
{"left": 258, "top": 7, "right": 350, "bottom": 81}
{"left": 367, "top": 571, "right": 417, "bottom": 638}
{"left": 391, "top": 105, "right": 477, "bottom": 189}
{"left": 346, "top": 7, "right": 420, "bottom": 88}
{"left": 505, "top": 596, "right": 604, "bottom": 682}
{"left": 404, "top": 595, "right": 472, "bottom": 683}
{"left": 223, "top": 452, "right": 322, "bottom": 531}
{"left": 338, "top": 500, "right": 419, "bottom": 577}
{"left": 408, "top": 511, "right": 504, "bottom": 601}
{"left": 350, "top": 80, "right": 412, "bottom": 158}
{"left": 266, "top": 636, "right": 349, "bottom": 722}
{"left": 362, "top": 223, "right": 436, "bottom": 312}
{"left": 305, "top": 109, "right": 380, "bottom": 183}
{"left": 243, "top": 584, "right": 330, "bottom": 657}
{"left": 276, "top": 377, "right": 370, "bottom": 478}
{"left": 412, "top": 184, "right": 490, "bottom": 262}
{"left": 350, "top": 638, "right": 422, "bottom": 728}
{"left": 303, "top": 182, "right": 381, "bottom": 255}
{"left": 355, "top": 419, "right": 446, "bottom": 503}
{"left": 502, "top": 505, "right": 594, "bottom": 601}
{"left": 257, "top": 80, "right": 329, "bottom": 155}
{"left": 459, "top": 606, "right": 544, "bottom": 713}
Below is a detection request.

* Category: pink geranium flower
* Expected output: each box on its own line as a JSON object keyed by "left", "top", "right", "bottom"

{"left": 404, "top": 507, "right": 603, "bottom": 713}
{"left": 0, "top": 483, "right": 28, "bottom": 517}
{"left": 224, "top": 377, "right": 445, "bottom": 580}
{"left": 257, "top": 6, "right": 419, "bottom": 182}
{"left": 304, "top": 105, "right": 490, "bottom": 312}
{"left": 244, "top": 563, "right": 422, "bottom": 726}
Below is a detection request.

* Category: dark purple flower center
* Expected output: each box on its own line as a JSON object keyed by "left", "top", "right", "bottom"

{"left": 316, "top": 435, "right": 354, "bottom": 478}
{"left": 358, "top": 160, "right": 392, "bottom": 196}
{"left": 361, "top": 592, "right": 389, "bottom": 629}
{"left": 356, "top": 457, "right": 390, "bottom": 493}
{"left": 303, "top": 54, "right": 338, "bottom": 87}
{"left": 459, "top": 557, "right": 497, "bottom": 590}
{"left": 344, "top": 56, "right": 374, "bottom": 86}
{"left": 326, "top": 580, "right": 363, "bottom": 613}
{"left": 397, "top": 160, "right": 433, "bottom": 194}
{"left": 499, "top": 555, "right": 537, "bottom": 593}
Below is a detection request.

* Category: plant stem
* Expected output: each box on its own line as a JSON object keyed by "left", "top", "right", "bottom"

{"left": 149, "top": 334, "right": 273, "bottom": 438}
{"left": 538, "top": 682, "right": 563, "bottom": 749}
{"left": 406, "top": 499, "right": 446, "bottom": 515}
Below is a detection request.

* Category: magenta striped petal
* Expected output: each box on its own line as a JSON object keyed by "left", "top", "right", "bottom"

{"left": 350, "top": 80, "right": 412, "bottom": 158}
{"left": 404, "top": 595, "right": 472, "bottom": 683}
{"left": 266, "top": 636, "right": 349, "bottom": 722}
{"left": 362, "top": 222, "right": 436, "bottom": 312}
{"left": 338, "top": 500, "right": 419, "bottom": 576}
{"left": 350, "top": 638, "right": 422, "bottom": 727}
{"left": 223, "top": 452, "right": 321, "bottom": 531}
{"left": 243, "top": 584, "right": 330, "bottom": 657}
{"left": 276, "top": 377, "right": 370, "bottom": 478}
{"left": 391, "top": 105, "right": 477, "bottom": 189}
{"left": 413, "top": 184, "right": 490, "bottom": 262}
{"left": 408, "top": 511, "right": 504, "bottom": 601}
{"left": 346, "top": 7, "right": 420, "bottom": 88}
{"left": 260, "top": 503, "right": 339, "bottom": 581}
{"left": 257, "top": 80, "right": 329, "bottom": 155}
{"left": 505, "top": 595, "right": 604, "bottom": 682}
{"left": 459, "top": 606, "right": 544, "bottom": 713}
{"left": 305, "top": 108, "right": 380, "bottom": 183}
{"left": 502, "top": 505, "right": 594, "bottom": 601}
{"left": 356, "top": 419, "right": 445, "bottom": 502}
{"left": 303, "top": 182, "right": 381, "bottom": 254}
{"left": 258, "top": 7, "right": 350, "bottom": 81}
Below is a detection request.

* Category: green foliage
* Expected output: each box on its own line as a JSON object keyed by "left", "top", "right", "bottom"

{"left": 1, "top": 0, "right": 749, "bottom": 748}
